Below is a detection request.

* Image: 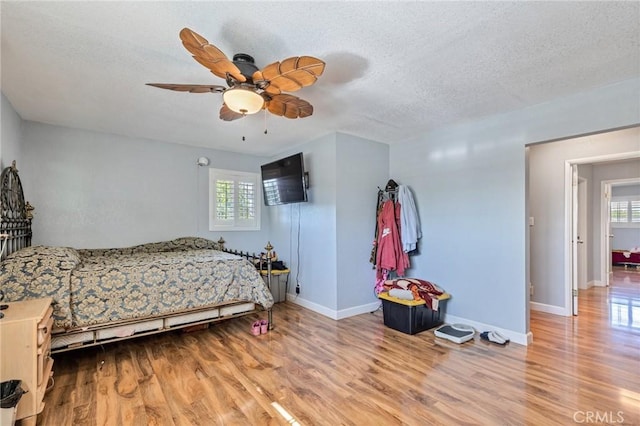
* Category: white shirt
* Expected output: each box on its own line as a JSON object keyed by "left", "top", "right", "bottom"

{"left": 397, "top": 185, "right": 421, "bottom": 252}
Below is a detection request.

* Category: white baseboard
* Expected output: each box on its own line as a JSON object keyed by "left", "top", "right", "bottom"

{"left": 285, "top": 293, "right": 380, "bottom": 320}
{"left": 336, "top": 301, "right": 382, "bottom": 320}
{"left": 443, "top": 313, "right": 532, "bottom": 346}
{"left": 286, "top": 293, "right": 337, "bottom": 318}
{"left": 530, "top": 302, "right": 569, "bottom": 316}
{"left": 592, "top": 280, "right": 606, "bottom": 287}
{"left": 578, "top": 280, "right": 597, "bottom": 290}
{"left": 285, "top": 295, "right": 532, "bottom": 345}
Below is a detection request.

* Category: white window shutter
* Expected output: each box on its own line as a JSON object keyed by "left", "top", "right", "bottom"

{"left": 610, "top": 200, "right": 628, "bottom": 223}
{"left": 631, "top": 200, "right": 640, "bottom": 223}
{"left": 209, "top": 169, "right": 261, "bottom": 231}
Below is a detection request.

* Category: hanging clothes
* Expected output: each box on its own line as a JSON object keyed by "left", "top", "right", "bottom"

{"left": 375, "top": 199, "right": 409, "bottom": 279}
{"left": 397, "top": 185, "right": 421, "bottom": 253}
{"left": 369, "top": 180, "right": 398, "bottom": 266}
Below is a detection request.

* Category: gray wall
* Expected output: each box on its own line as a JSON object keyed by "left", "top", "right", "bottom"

{"left": 589, "top": 157, "right": 640, "bottom": 276}
{"left": 3, "top": 75, "right": 640, "bottom": 339}
{"left": 605, "top": 172, "right": 640, "bottom": 251}
{"left": 529, "top": 127, "right": 639, "bottom": 306}
{"left": 392, "top": 128, "right": 527, "bottom": 332}
{"left": 577, "top": 164, "right": 594, "bottom": 282}
{"left": 21, "top": 120, "right": 271, "bottom": 250}
{"left": 576, "top": 163, "right": 640, "bottom": 282}
{"left": 268, "top": 133, "right": 338, "bottom": 311}
{"left": 613, "top": 183, "right": 640, "bottom": 198}
{"left": 1, "top": 93, "right": 23, "bottom": 170}
{"left": 391, "top": 78, "right": 640, "bottom": 334}
{"left": 268, "top": 132, "right": 389, "bottom": 315}
{"left": 335, "top": 133, "right": 389, "bottom": 311}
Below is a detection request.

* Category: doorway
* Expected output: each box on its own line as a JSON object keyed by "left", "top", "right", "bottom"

{"left": 565, "top": 154, "right": 640, "bottom": 316}
{"left": 600, "top": 177, "right": 640, "bottom": 288}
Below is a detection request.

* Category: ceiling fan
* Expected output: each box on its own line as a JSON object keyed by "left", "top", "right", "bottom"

{"left": 147, "top": 28, "right": 325, "bottom": 121}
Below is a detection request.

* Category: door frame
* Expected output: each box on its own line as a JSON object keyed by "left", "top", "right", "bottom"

{"left": 564, "top": 151, "right": 640, "bottom": 316}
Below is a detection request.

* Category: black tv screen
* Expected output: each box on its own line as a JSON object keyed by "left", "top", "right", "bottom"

{"left": 261, "top": 153, "right": 308, "bottom": 206}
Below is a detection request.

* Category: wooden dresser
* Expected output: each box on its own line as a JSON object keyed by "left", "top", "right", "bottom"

{"left": 0, "top": 298, "right": 54, "bottom": 426}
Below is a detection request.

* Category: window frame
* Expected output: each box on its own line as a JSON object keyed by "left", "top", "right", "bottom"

{"left": 209, "top": 168, "right": 261, "bottom": 231}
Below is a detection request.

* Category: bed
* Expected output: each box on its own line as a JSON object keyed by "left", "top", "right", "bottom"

{"left": 612, "top": 249, "right": 640, "bottom": 268}
{"left": 0, "top": 161, "right": 275, "bottom": 353}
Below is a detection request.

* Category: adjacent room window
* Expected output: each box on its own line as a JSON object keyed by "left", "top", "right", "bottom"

{"left": 209, "top": 168, "right": 260, "bottom": 231}
{"left": 610, "top": 197, "right": 640, "bottom": 227}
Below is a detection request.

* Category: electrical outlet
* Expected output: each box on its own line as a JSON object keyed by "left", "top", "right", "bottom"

{"left": 529, "top": 283, "right": 534, "bottom": 296}
{"left": 295, "top": 284, "right": 300, "bottom": 294}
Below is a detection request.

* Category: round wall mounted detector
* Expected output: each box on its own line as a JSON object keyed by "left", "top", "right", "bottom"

{"left": 197, "top": 157, "right": 210, "bottom": 166}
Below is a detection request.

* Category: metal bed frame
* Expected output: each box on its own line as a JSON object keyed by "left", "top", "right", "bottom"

{"left": 0, "top": 161, "right": 32, "bottom": 258}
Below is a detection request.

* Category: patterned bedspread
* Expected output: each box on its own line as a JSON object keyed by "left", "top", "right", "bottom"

{"left": 0, "top": 238, "right": 274, "bottom": 329}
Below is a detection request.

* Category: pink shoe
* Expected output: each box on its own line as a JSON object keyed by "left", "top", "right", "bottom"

{"left": 260, "top": 319, "right": 269, "bottom": 334}
{"left": 251, "top": 321, "right": 261, "bottom": 336}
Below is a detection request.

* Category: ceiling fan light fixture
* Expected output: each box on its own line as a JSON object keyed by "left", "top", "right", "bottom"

{"left": 223, "top": 87, "right": 264, "bottom": 115}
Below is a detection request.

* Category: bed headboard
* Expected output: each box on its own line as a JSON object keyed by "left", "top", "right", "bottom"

{"left": 1, "top": 161, "right": 33, "bottom": 258}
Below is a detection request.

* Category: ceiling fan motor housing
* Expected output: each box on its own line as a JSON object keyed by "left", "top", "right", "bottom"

{"left": 232, "top": 54, "right": 259, "bottom": 82}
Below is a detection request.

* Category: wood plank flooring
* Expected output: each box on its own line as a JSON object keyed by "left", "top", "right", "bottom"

{"left": 38, "top": 269, "right": 640, "bottom": 425}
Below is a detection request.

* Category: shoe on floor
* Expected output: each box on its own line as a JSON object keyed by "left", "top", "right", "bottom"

{"left": 481, "top": 330, "right": 509, "bottom": 345}
{"left": 251, "top": 321, "right": 261, "bottom": 336}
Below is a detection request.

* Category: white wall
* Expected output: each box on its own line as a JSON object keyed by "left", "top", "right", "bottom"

{"left": 391, "top": 78, "right": 640, "bottom": 338}
{"left": 21, "top": 121, "right": 271, "bottom": 250}
{"left": 529, "top": 127, "right": 640, "bottom": 306}
{"left": 1, "top": 93, "right": 23, "bottom": 170}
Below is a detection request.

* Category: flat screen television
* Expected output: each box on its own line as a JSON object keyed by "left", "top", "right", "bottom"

{"left": 261, "top": 152, "right": 308, "bottom": 206}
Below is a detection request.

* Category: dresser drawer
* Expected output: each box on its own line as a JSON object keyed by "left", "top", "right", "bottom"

{"left": 37, "top": 313, "right": 54, "bottom": 346}
{"left": 37, "top": 339, "right": 52, "bottom": 386}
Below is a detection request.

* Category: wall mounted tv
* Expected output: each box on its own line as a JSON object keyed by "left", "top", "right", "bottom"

{"left": 261, "top": 152, "right": 308, "bottom": 206}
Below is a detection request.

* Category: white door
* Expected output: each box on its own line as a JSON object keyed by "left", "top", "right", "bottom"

{"left": 577, "top": 179, "right": 587, "bottom": 290}
{"left": 603, "top": 183, "right": 612, "bottom": 286}
{"left": 571, "top": 165, "right": 579, "bottom": 315}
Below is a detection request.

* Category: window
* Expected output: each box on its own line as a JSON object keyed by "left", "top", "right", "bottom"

{"left": 611, "top": 200, "right": 628, "bottom": 223}
{"left": 209, "top": 168, "right": 260, "bottom": 231}
{"left": 610, "top": 196, "right": 640, "bottom": 227}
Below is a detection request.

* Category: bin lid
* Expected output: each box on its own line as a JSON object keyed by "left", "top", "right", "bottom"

{"left": 0, "top": 380, "right": 26, "bottom": 408}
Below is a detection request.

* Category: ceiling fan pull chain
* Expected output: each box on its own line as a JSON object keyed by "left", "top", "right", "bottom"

{"left": 264, "top": 109, "right": 268, "bottom": 135}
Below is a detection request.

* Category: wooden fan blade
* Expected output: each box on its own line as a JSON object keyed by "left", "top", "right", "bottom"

{"left": 146, "top": 83, "right": 226, "bottom": 93}
{"left": 220, "top": 104, "right": 246, "bottom": 121}
{"left": 266, "top": 94, "right": 313, "bottom": 119}
{"left": 179, "top": 28, "right": 246, "bottom": 83}
{"left": 179, "top": 28, "right": 211, "bottom": 53}
{"left": 253, "top": 56, "right": 325, "bottom": 95}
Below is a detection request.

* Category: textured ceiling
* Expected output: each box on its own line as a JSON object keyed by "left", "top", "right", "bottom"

{"left": 1, "top": 1, "right": 639, "bottom": 156}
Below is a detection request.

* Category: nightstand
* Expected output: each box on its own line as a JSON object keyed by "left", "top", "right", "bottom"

{"left": 0, "top": 297, "right": 54, "bottom": 426}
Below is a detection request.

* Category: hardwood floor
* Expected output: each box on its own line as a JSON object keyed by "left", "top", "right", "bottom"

{"left": 39, "top": 270, "right": 639, "bottom": 425}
